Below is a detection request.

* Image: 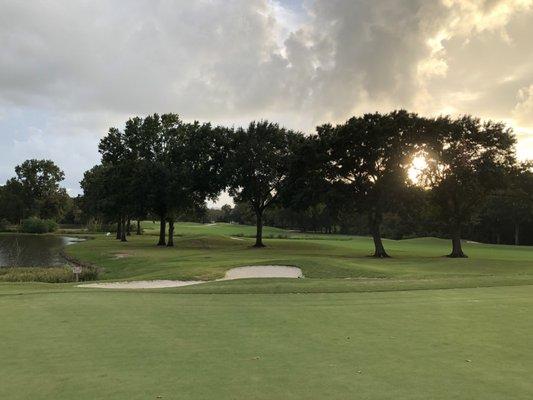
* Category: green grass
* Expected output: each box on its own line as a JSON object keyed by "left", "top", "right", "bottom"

{"left": 63, "top": 222, "right": 533, "bottom": 293}
{"left": 0, "top": 285, "right": 531, "bottom": 399}
{"left": 140, "top": 220, "right": 291, "bottom": 238}
{"left": 1, "top": 222, "right": 532, "bottom": 399}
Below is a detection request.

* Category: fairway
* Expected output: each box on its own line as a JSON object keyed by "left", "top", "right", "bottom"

{"left": 0, "top": 285, "right": 531, "bottom": 399}
{"left": 64, "top": 222, "right": 533, "bottom": 293}
{"left": 1, "top": 224, "right": 532, "bottom": 399}
{"left": 3, "top": 2, "right": 533, "bottom": 399}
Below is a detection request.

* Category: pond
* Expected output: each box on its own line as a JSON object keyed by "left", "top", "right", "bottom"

{"left": 0, "top": 234, "right": 84, "bottom": 268}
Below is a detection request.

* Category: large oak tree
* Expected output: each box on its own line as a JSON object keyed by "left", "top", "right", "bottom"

{"left": 423, "top": 115, "right": 516, "bottom": 257}
{"left": 227, "top": 121, "right": 303, "bottom": 247}
{"left": 318, "top": 110, "right": 422, "bottom": 257}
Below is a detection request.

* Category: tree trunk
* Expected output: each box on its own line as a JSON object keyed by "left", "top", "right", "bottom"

{"left": 369, "top": 212, "right": 389, "bottom": 258}
{"left": 514, "top": 222, "right": 520, "bottom": 246}
{"left": 254, "top": 210, "right": 265, "bottom": 248}
{"left": 448, "top": 226, "right": 467, "bottom": 258}
{"left": 120, "top": 217, "right": 127, "bottom": 242}
{"left": 136, "top": 220, "right": 142, "bottom": 235}
{"left": 126, "top": 219, "right": 131, "bottom": 236}
{"left": 157, "top": 215, "right": 166, "bottom": 246}
{"left": 167, "top": 219, "right": 174, "bottom": 247}
{"left": 116, "top": 221, "right": 121, "bottom": 240}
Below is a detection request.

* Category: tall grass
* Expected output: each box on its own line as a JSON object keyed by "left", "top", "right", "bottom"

{"left": 0, "top": 266, "right": 98, "bottom": 283}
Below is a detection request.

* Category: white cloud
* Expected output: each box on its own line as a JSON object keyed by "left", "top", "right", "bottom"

{"left": 513, "top": 85, "right": 533, "bottom": 127}
{"left": 1, "top": 0, "right": 533, "bottom": 195}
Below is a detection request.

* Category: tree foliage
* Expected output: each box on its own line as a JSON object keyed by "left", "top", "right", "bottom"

{"left": 315, "top": 110, "right": 423, "bottom": 257}
{"left": 423, "top": 115, "right": 516, "bottom": 257}
{"left": 227, "top": 121, "right": 304, "bottom": 247}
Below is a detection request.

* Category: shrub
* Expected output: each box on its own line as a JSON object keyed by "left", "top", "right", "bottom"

{"left": 78, "top": 265, "right": 99, "bottom": 281}
{"left": 0, "top": 265, "right": 98, "bottom": 283}
{"left": 0, "top": 218, "right": 9, "bottom": 232}
{"left": 86, "top": 220, "right": 116, "bottom": 233}
{"left": 21, "top": 218, "right": 58, "bottom": 233}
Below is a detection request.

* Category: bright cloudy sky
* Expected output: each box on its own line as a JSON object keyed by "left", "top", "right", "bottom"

{"left": 1, "top": 0, "right": 533, "bottom": 199}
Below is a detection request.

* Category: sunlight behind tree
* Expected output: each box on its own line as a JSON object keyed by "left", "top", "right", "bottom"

{"left": 408, "top": 155, "right": 428, "bottom": 184}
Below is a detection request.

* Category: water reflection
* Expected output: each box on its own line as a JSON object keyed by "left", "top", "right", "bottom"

{"left": 0, "top": 234, "right": 83, "bottom": 267}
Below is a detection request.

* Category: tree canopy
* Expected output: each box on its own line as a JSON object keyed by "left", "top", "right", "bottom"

{"left": 227, "top": 121, "right": 304, "bottom": 247}
{"left": 2, "top": 110, "right": 530, "bottom": 254}
{"left": 422, "top": 115, "right": 516, "bottom": 257}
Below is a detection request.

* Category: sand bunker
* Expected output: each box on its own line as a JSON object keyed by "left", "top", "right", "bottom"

{"left": 79, "top": 280, "right": 204, "bottom": 289}
{"left": 78, "top": 265, "right": 303, "bottom": 289}
{"left": 223, "top": 265, "right": 303, "bottom": 280}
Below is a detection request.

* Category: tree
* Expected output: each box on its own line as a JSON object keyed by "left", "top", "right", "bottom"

{"left": 478, "top": 162, "right": 533, "bottom": 245}
{"left": 318, "top": 111, "right": 422, "bottom": 257}
{"left": 423, "top": 115, "right": 516, "bottom": 257}
{"left": 95, "top": 113, "right": 230, "bottom": 247}
{"left": 220, "top": 204, "right": 233, "bottom": 222}
{"left": 80, "top": 164, "right": 116, "bottom": 229}
{"left": 123, "top": 116, "right": 155, "bottom": 235}
{"left": 158, "top": 117, "right": 229, "bottom": 246}
{"left": 282, "top": 133, "right": 352, "bottom": 235}
{"left": 227, "top": 121, "right": 303, "bottom": 247}
{"left": 98, "top": 127, "right": 136, "bottom": 241}
{"left": 11, "top": 159, "right": 67, "bottom": 220}
{"left": 0, "top": 179, "right": 25, "bottom": 223}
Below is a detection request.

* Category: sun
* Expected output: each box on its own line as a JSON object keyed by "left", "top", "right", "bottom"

{"left": 408, "top": 155, "right": 428, "bottom": 184}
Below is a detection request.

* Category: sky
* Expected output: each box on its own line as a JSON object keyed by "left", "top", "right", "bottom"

{"left": 1, "top": 0, "right": 533, "bottom": 206}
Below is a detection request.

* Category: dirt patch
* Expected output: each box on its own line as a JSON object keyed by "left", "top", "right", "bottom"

{"left": 113, "top": 253, "right": 132, "bottom": 259}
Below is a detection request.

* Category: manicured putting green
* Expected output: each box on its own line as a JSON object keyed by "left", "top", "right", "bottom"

{"left": 0, "top": 285, "right": 531, "bottom": 399}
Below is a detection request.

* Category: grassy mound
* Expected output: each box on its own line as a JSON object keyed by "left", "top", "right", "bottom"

{"left": 63, "top": 221, "right": 533, "bottom": 293}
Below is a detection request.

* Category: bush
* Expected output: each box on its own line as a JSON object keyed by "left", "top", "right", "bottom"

{"left": 0, "top": 265, "right": 99, "bottom": 283}
{"left": 21, "top": 218, "right": 58, "bottom": 233}
{"left": 0, "top": 218, "right": 9, "bottom": 231}
{"left": 86, "top": 219, "right": 116, "bottom": 233}
{"left": 78, "top": 265, "right": 99, "bottom": 281}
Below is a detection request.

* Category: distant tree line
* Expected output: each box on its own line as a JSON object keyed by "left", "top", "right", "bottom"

{"left": 1, "top": 110, "right": 531, "bottom": 257}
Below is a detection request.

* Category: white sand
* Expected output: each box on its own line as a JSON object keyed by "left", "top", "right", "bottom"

{"left": 78, "top": 280, "right": 205, "bottom": 289}
{"left": 78, "top": 265, "right": 303, "bottom": 289}
{"left": 222, "top": 265, "right": 303, "bottom": 280}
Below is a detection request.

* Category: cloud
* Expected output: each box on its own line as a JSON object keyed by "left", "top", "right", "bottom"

{"left": 1, "top": 0, "right": 533, "bottom": 195}
{"left": 513, "top": 84, "right": 533, "bottom": 127}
